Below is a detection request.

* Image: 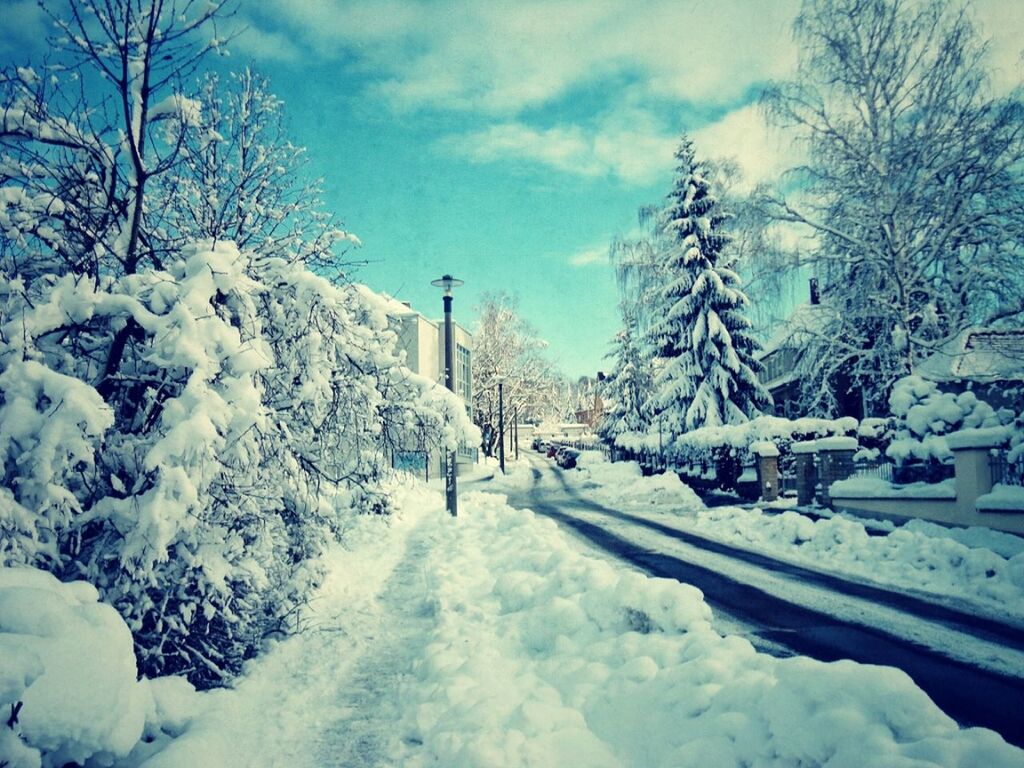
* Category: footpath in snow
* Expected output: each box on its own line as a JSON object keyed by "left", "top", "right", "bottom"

{"left": 4, "top": 476, "right": 1023, "bottom": 767}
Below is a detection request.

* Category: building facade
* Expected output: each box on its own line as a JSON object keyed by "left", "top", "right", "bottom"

{"left": 384, "top": 296, "right": 477, "bottom": 478}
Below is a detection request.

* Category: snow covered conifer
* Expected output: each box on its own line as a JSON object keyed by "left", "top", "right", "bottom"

{"left": 598, "top": 316, "right": 652, "bottom": 442}
{"left": 648, "top": 137, "right": 771, "bottom": 435}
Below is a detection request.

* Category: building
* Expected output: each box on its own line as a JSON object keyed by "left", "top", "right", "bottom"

{"left": 374, "top": 292, "right": 477, "bottom": 478}
{"left": 916, "top": 327, "right": 1024, "bottom": 410}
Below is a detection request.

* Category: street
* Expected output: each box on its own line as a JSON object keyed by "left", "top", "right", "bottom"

{"left": 495, "top": 454, "right": 1024, "bottom": 748}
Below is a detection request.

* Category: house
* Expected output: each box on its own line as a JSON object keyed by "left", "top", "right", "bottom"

{"left": 756, "top": 294, "right": 867, "bottom": 420}
{"left": 367, "top": 290, "right": 477, "bottom": 478}
{"left": 916, "top": 327, "right": 1024, "bottom": 410}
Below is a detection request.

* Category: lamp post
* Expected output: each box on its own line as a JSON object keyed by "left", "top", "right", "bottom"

{"left": 514, "top": 406, "right": 519, "bottom": 461}
{"left": 431, "top": 274, "right": 464, "bottom": 516}
{"left": 497, "top": 378, "right": 506, "bottom": 474}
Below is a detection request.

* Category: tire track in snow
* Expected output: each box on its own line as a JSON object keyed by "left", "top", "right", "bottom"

{"left": 504, "top": 459, "right": 1024, "bottom": 747}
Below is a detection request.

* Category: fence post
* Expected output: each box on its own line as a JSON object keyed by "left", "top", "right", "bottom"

{"left": 947, "top": 430, "right": 1000, "bottom": 514}
{"left": 751, "top": 441, "right": 780, "bottom": 502}
{"left": 815, "top": 437, "right": 859, "bottom": 507}
{"left": 792, "top": 440, "right": 818, "bottom": 506}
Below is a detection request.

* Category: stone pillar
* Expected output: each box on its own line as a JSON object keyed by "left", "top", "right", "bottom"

{"left": 947, "top": 430, "right": 1000, "bottom": 514}
{"left": 792, "top": 440, "right": 818, "bottom": 506}
{"left": 751, "top": 440, "right": 780, "bottom": 502}
{"left": 815, "top": 437, "right": 858, "bottom": 507}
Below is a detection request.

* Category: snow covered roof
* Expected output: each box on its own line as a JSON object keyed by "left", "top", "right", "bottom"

{"left": 917, "top": 328, "right": 1024, "bottom": 383}
{"left": 757, "top": 302, "right": 830, "bottom": 359}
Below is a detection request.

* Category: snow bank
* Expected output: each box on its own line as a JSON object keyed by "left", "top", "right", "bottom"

{"left": 569, "top": 451, "right": 704, "bottom": 509}
{"left": 976, "top": 484, "right": 1024, "bottom": 513}
{"left": 830, "top": 476, "right": 957, "bottom": 499}
{"left": 397, "top": 492, "right": 1021, "bottom": 766}
{"left": 0, "top": 567, "right": 190, "bottom": 767}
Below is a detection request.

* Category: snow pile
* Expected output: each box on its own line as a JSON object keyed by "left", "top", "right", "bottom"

{"left": 569, "top": 451, "right": 704, "bottom": 509}
{"left": 671, "top": 506, "right": 1024, "bottom": 618}
{"left": 830, "top": 476, "right": 957, "bottom": 499}
{"left": 396, "top": 492, "right": 1021, "bottom": 766}
{"left": 0, "top": 566, "right": 192, "bottom": 767}
{"left": 976, "top": 484, "right": 1024, "bottom": 513}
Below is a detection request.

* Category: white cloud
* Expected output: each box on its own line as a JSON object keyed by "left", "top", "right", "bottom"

{"left": 692, "top": 103, "right": 802, "bottom": 190}
{"left": 568, "top": 244, "right": 610, "bottom": 267}
{"left": 239, "top": 0, "right": 801, "bottom": 115}
{"left": 442, "top": 110, "right": 677, "bottom": 186}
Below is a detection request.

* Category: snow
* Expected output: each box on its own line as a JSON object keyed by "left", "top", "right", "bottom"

{"left": 0, "top": 567, "right": 153, "bottom": 767}
{"left": 946, "top": 426, "right": 1014, "bottom": 450}
{"left": 830, "top": 476, "right": 957, "bottom": 499}
{"left": 572, "top": 454, "right": 1024, "bottom": 622}
{"left": 976, "top": 484, "right": 1024, "bottom": 513}
{"left": 791, "top": 439, "right": 818, "bottom": 454}
{"left": 815, "top": 436, "right": 858, "bottom": 451}
{"left": 749, "top": 440, "right": 779, "bottom": 457}
{"left": 7, "top": 476, "right": 1023, "bottom": 766}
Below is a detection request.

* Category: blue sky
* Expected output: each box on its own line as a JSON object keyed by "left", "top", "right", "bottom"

{"left": 2, "top": 0, "right": 1021, "bottom": 379}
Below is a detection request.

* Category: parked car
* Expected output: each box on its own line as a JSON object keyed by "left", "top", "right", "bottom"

{"left": 546, "top": 445, "right": 559, "bottom": 458}
{"left": 556, "top": 448, "right": 580, "bottom": 469}
{"left": 531, "top": 437, "right": 544, "bottom": 451}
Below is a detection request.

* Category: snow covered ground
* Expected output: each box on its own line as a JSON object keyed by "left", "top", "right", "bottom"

{"left": 5, "top": 473, "right": 1023, "bottom": 766}
{"left": 534, "top": 452, "right": 1024, "bottom": 625}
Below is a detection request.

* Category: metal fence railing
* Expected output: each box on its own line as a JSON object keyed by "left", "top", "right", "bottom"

{"left": 990, "top": 452, "right": 1024, "bottom": 486}
{"left": 852, "top": 459, "right": 895, "bottom": 483}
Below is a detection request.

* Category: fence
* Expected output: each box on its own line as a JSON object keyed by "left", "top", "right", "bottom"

{"left": 852, "top": 458, "right": 894, "bottom": 483}
{"left": 990, "top": 451, "right": 1024, "bottom": 486}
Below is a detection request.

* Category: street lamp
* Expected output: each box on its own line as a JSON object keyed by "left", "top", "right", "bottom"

{"left": 514, "top": 406, "right": 519, "bottom": 461}
{"left": 497, "top": 377, "right": 506, "bottom": 474}
{"left": 431, "top": 273, "right": 464, "bottom": 516}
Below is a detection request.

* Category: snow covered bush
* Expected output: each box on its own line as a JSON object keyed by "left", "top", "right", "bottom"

{"left": 0, "top": 0, "right": 473, "bottom": 688}
{"left": 886, "top": 376, "right": 1011, "bottom": 467}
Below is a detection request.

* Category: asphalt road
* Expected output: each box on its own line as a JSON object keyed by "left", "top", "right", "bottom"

{"left": 499, "top": 456, "right": 1024, "bottom": 748}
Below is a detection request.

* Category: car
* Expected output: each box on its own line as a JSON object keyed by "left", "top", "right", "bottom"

{"left": 556, "top": 448, "right": 579, "bottom": 469}
{"left": 531, "top": 437, "right": 544, "bottom": 451}
{"left": 546, "top": 445, "right": 559, "bottom": 458}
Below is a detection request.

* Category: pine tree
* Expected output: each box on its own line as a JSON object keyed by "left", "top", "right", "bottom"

{"left": 598, "top": 316, "right": 651, "bottom": 442}
{"left": 648, "top": 137, "right": 771, "bottom": 434}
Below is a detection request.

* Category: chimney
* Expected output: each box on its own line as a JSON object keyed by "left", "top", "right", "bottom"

{"left": 809, "top": 277, "right": 820, "bottom": 305}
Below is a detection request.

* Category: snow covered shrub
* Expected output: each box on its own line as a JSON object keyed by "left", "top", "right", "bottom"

{"left": 0, "top": 1, "right": 474, "bottom": 687}
{"left": 886, "top": 376, "right": 1009, "bottom": 469}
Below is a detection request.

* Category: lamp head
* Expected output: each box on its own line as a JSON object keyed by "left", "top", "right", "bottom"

{"left": 431, "top": 274, "right": 464, "bottom": 297}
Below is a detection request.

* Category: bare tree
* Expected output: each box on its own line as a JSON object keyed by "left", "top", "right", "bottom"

{"left": 760, "top": 0, "right": 1024, "bottom": 414}
{"left": 471, "top": 293, "right": 562, "bottom": 456}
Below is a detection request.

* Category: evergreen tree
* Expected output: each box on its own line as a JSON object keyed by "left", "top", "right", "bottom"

{"left": 648, "top": 137, "right": 771, "bottom": 434}
{"left": 598, "top": 316, "right": 651, "bottom": 442}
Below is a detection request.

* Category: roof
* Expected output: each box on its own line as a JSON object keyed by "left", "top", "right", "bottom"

{"left": 917, "top": 328, "right": 1024, "bottom": 383}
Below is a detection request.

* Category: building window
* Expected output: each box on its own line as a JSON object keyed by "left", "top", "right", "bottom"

{"left": 457, "top": 344, "right": 472, "bottom": 403}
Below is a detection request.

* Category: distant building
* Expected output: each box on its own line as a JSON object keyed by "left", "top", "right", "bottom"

{"left": 366, "top": 290, "right": 477, "bottom": 478}
{"left": 757, "top": 299, "right": 866, "bottom": 420}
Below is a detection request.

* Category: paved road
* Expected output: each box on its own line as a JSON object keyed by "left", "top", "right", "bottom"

{"left": 498, "top": 456, "right": 1024, "bottom": 748}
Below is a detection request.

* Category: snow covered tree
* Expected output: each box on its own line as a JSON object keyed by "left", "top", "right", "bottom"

{"left": 648, "top": 137, "right": 771, "bottom": 435}
{"left": 471, "top": 293, "right": 562, "bottom": 457}
{"left": 761, "top": 0, "right": 1024, "bottom": 414}
{"left": 0, "top": 0, "right": 471, "bottom": 687}
{"left": 597, "top": 316, "right": 652, "bottom": 442}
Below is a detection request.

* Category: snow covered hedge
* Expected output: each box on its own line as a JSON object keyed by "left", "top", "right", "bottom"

{"left": 616, "top": 415, "right": 857, "bottom": 488}
{"left": 885, "top": 376, "right": 1015, "bottom": 466}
